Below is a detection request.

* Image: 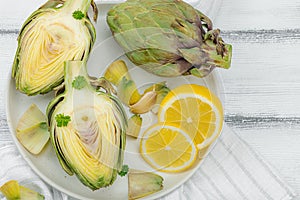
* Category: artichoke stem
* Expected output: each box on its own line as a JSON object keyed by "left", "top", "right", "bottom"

{"left": 62, "top": 0, "right": 92, "bottom": 14}
{"left": 202, "top": 41, "right": 232, "bottom": 69}
{"left": 64, "top": 61, "right": 90, "bottom": 93}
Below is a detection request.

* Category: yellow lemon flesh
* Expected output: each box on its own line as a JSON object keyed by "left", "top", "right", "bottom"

{"left": 158, "top": 84, "right": 223, "bottom": 149}
{"left": 140, "top": 123, "right": 197, "bottom": 173}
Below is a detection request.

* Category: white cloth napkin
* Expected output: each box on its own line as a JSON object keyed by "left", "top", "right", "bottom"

{"left": 0, "top": 124, "right": 296, "bottom": 200}
{"left": 160, "top": 124, "right": 297, "bottom": 200}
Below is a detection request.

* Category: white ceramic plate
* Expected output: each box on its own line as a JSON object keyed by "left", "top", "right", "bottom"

{"left": 6, "top": 1, "right": 224, "bottom": 200}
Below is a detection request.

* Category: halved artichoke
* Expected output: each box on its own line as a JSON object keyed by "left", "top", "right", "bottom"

{"left": 46, "top": 61, "right": 127, "bottom": 190}
{"left": 12, "top": 0, "right": 98, "bottom": 95}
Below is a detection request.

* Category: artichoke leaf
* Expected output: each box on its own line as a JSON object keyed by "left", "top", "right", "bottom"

{"left": 126, "top": 115, "right": 142, "bottom": 138}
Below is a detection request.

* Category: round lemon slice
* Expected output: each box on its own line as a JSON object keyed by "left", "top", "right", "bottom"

{"left": 140, "top": 123, "right": 197, "bottom": 173}
{"left": 158, "top": 84, "right": 223, "bottom": 149}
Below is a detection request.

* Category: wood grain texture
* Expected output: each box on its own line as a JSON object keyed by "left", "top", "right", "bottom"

{"left": 1, "top": 0, "right": 300, "bottom": 198}
{"left": 0, "top": 0, "right": 44, "bottom": 30}
{"left": 215, "top": 0, "right": 300, "bottom": 30}
{"left": 220, "top": 29, "right": 300, "bottom": 117}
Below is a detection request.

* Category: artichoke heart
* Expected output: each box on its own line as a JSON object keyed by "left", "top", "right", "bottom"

{"left": 47, "top": 61, "right": 127, "bottom": 190}
{"left": 16, "top": 104, "right": 50, "bottom": 155}
{"left": 12, "top": 0, "right": 97, "bottom": 95}
{"left": 107, "top": 0, "right": 232, "bottom": 77}
{"left": 128, "top": 169, "right": 163, "bottom": 200}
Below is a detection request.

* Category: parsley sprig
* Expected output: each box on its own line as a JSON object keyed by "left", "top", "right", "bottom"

{"left": 55, "top": 114, "right": 71, "bottom": 127}
{"left": 118, "top": 165, "right": 129, "bottom": 177}
{"left": 72, "top": 10, "right": 85, "bottom": 20}
{"left": 72, "top": 76, "right": 87, "bottom": 90}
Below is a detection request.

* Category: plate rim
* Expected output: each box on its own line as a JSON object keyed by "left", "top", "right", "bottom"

{"left": 5, "top": 1, "right": 226, "bottom": 198}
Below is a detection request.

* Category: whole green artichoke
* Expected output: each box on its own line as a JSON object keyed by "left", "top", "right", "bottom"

{"left": 107, "top": 0, "right": 232, "bottom": 77}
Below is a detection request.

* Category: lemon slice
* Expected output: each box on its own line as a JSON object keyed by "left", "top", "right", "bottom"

{"left": 158, "top": 84, "right": 223, "bottom": 149}
{"left": 140, "top": 123, "right": 197, "bottom": 173}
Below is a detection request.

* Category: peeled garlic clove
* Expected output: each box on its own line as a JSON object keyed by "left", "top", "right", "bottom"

{"left": 126, "top": 115, "right": 142, "bottom": 138}
{"left": 129, "top": 91, "right": 157, "bottom": 114}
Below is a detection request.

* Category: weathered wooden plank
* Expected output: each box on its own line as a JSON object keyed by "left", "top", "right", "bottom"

{"left": 0, "top": 117, "right": 11, "bottom": 142}
{"left": 215, "top": 0, "right": 300, "bottom": 30}
{"left": 226, "top": 115, "right": 300, "bottom": 129}
{"left": 220, "top": 30, "right": 300, "bottom": 117}
{"left": 0, "top": 32, "right": 17, "bottom": 143}
{"left": 1, "top": 0, "right": 300, "bottom": 30}
{"left": 0, "top": 0, "right": 44, "bottom": 30}
{"left": 222, "top": 29, "right": 300, "bottom": 43}
{"left": 0, "top": 0, "right": 300, "bottom": 197}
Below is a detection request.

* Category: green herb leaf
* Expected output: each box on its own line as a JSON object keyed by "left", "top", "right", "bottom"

{"left": 72, "top": 10, "right": 85, "bottom": 20}
{"left": 55, "top": 114, "right": 71, "bottom": 127}
{"left": 72, "top": 76, "right": 87, "bottom": 90}
{"left": 118, "top": 165, "right": 129, "bottom": 177}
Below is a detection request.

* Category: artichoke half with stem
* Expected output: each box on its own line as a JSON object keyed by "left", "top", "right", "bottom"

{"left": 12, "top": 0, "right": 98, "bottom": 95}
{"left": 107, "top": 0, "right": 232, "bottom": 78}
{"left": 46, "top": 60, "right": 127, "bottom": 190}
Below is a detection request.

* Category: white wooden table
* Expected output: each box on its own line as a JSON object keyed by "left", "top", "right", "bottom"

{"left": 1, "top": 0, "right": 300, "bottom": 198}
